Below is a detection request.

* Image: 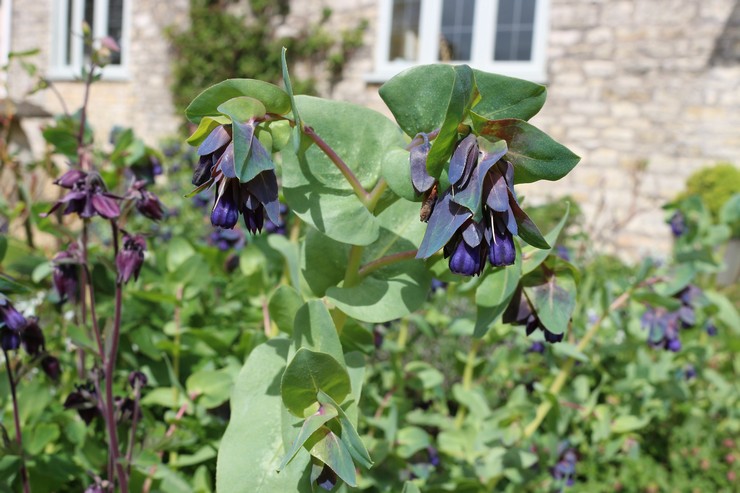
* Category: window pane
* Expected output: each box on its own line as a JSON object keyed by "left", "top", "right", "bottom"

{"left": 389, "top": 0, "right": 421, "bottom": 62}
{"left": 65, "top": 0, "right": 74, "bottom": 65}
{"left": 440, "top": 0, "right": 475, "bottom": 61}
{"left": 107, "top": 0, "right": 124, "bottom": 64}
{"left": 83, "top": 0, "right": 95, "bottom": 61}
{"left": 494, "top": 0, "right": 537, "bottom": 61}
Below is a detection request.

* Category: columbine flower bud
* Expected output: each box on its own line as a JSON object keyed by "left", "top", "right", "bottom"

{"left": 41, "top": 355, "right": 61, "bottom": 381}
{"left": 128, "top": 370, "right": 148, "bottom": 389}
{"left": 116, "top": 234, "right": 146, "bottom": 284}
{"left": 131, "top": 181, "right": 165, "bottom": 221}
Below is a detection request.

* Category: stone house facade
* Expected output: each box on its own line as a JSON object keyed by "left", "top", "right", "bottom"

{"left": 4, "top": 0, "right": 739, "bottom": 258}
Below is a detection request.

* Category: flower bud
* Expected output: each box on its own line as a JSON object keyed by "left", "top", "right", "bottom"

{"left": 41, "top": 356, "right": 62, "bottom": 380}
{"left": 21, "top": 317, "right": 45, "bottom": 356}
{"left": 449, "top": 240, "right": 484, "bottom": 276}
{"left": 116, "top": 234, "right": 146, "bottom": 284}
{"left": 128, "top": 370, "right": 148, "bottom": 389}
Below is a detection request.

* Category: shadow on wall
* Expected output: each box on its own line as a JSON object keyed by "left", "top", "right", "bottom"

{"left": 710, "top": 0, "right": 740, "bottom": 66}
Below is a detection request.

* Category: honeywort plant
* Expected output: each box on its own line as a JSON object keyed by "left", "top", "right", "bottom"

{"left": 179, "top": 51, "right": 584, "bottom": 491}
{"left": 3, "top": 39, "right": 737, "bottom": 491}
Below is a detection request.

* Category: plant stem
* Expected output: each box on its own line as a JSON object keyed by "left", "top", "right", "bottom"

{"left": 303, "top": 125, "right": 369, "bottom": 204}
{"left": 454, "top": 338, "right": 483, "bottom": 429}
{"left": 77, "top": 64, "right": 97, "bottom": 168}
{"left": 521, "top": 288, "right": 635, "bottom": 439}
{"left": 102, "top": 223, "right": 128, "bottom": 493}
{"left": 3, "top": 350, "right": 31, "bottom": 493}
{"left": 365, "top": 178, "right": 388, "bottom": 212}
{"left": 125, "top": 381, "right": 142, "bottom": 474}
{"left": 357, "top": 250, "right": 418, "bottom": 278}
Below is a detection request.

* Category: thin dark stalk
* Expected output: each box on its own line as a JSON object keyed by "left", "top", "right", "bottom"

{"left": 303, "top": 126, "right": 369, "bottom": 204}
{"left": 125, "top": 382, "right": 142, "bottom": 473}
{"left": 3, "top": 349, "right": 31, "bottom": 493}
{"left": 103, "top": 223, "right": 128, "bottom": 492}
{"left": 77, "top": 64, "right": 97, "bottom": 169}
{"left": 357, "top": 249, "right": 418, "bottom": 278}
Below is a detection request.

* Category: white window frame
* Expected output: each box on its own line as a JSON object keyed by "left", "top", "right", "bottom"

{"left": 368, "top": 0, "right": 550, "bottom": 83}
{"left": 49, "top": 0, "right": 131, "bottom": 81}
{"left": 0, "top": 0, "right": 12, "bottom": 98}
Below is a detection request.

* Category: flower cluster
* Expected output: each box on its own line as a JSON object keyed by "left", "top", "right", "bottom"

{"left": 45, "top": 169, "right": 121, "bottom": 219}
{"left": 551, "top": 445, "right": 578, "bottom": 487}
{"left": 414, "top": 133, "right": 538, "bottom": 276}
{"left": 503, "top": 287, "right": 564, "bottom": 343}
{"left": 642, "top": 284, "right": 703, "bottom": 352}
{"left": 0, "top": 296, "right": 61, "bottom": 379}
{"left": 190, "top": 124, "right": 280, "bottom": 233}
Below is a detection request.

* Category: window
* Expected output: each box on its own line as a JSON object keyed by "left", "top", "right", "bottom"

{"left": 50, "top": 0, "right": 129, "bottom": 80}
{"left": 370, "top": 0, "right": 549, "bottom": 82}
{"left": 0, "top": 0, "right": 11, "bottom": 98}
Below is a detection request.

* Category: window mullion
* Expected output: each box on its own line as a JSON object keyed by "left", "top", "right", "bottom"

{"left": 70, "top": 0, "right": 85, "bottom": 70}
{"left": 471, "top": 0, "right": 494, "bottom": 66}
{"left": 419, "top": 0, "right": 441, "bottom": 63}
{"left": 94, "top": 0, "right": 109, "bottom": 39}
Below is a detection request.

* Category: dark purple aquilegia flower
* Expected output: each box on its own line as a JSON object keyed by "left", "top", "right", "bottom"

{"left": 64, "top": 383, "right": 100, "bottom": 425}
{"left": 52, "top": 244, "right": 80, "bottom": 304}
{"left": 45, "top": 169, "right": 121, "bottom": 219}
{"left": 1, "top": 295, "right": 26, "bottom": 351}
{"left": 414, "top": 134, "right": 545, "bottom": 276}
{"left": 189, "top": 124, "right": 280, "bottom": 233}
{"left": 127, "top": 180, "right": 165, "bottom": 221}
{"left": 116, "top": 234, "right": 146, "bottom": 284}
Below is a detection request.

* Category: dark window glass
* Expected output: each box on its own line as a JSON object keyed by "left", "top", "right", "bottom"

{"left": 83, "top": 0, "right": 95, "bottom": 61}
{"left": 390, "top": 0, "right": 421, "bottom": 62}
{"left": 439, "top": 0, "right": 475, "bottom": 61}
{"left": 494, "top": 0, "right": 537, "bottom": 61}
{"left": 107, "top": 0, "right": 124, "bottom": 64}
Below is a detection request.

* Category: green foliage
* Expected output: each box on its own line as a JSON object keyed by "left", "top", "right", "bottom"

{"left": 681, "top": 163, "right": 740, "bottom": 220}
{"left": 167, "top": 0, "right": 367, "bottom": 114}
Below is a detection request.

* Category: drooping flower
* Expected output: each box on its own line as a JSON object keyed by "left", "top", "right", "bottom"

{"left": 1, "top": 327, "right": 20, "bottom": 351}
{"left": 64, "top": 383, "right": 100, "bottom": 425}
{"left": 21, "top": 316, "right": 45, "bottom": 356}
{"left": 0, "top": 296, "right": 27, "bottom": 330}
{"left": 705, "top": 320, "right": 718, "bottom": 336}
{"left": 45, "top": 169, "right": 121, "bottom": 219}
{"left": 128, "top": 370, "right": 148, "bottom": 389}
{"left": 642, "top": 308, "right": 682, "bottom": 352}
{"left": 669, "top": 210, "right": 686, "bottom": 237}
{"left": 52, "top": 245, "right": 80, "bottom": 304}
{"left": 41, "top": 355, "right": 62, "bottom": 381}
{"left": 116, "top": 234, "right": 146, "bottom": 284}
{"left": 415, "top": 134, "right": 543, "bottom": 277}
{"left": 189, "top": 124, "right": 280, "bottom": 233}
{"left": 503, "top": 287, "right": 564, "bottom": 343}
{"left": 551, "top": 445, "right": 578, "bottom": 487}
{"left": 264, "top": 202, "right": 289, "bottom": 235}
{"left": 127, "top": 180, "right": 165, "bottom": 221}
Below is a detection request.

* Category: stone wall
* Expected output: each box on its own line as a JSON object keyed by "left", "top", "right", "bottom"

{"left": 8, "top": 0, "right": 739, "bottom": 258}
